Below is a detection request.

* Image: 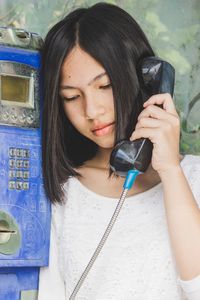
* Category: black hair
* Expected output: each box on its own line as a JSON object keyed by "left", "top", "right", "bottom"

{"left": 41, "top": 2, "right": 155, "bottom": 203}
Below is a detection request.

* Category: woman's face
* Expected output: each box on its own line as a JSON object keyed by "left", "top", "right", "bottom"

{"left": 59, "top": 46, "right": 115, "bottom": 149}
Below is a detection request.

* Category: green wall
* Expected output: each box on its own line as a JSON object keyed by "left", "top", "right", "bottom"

{"left": 1, "top": 0, "right": 200, "bottom": 154}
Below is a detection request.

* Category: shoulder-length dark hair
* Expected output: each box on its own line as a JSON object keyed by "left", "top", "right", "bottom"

{"left": 41, "top": 2, "right": 155, "bottom": 203}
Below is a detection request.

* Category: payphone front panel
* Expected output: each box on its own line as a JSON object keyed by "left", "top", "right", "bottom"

{"left": 0, "top": 127, "right": 50, "bottom": 264}
{"left": 0, "top": 27, "right": 51, "bottom": 300}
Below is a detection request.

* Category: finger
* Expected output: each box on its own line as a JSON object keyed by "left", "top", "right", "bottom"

{"left": 130, "top": 127, "right": 158, "bottom": 142}
{"left": 134, "top": 117, "right": 165, "bottom": 130}
{"left": 143, "top": 93, "right": 178, "bottom": 116}
{"left": 131, "top": 115, "right": 180, "bottom": 141}
{"left": 133, "top": 117, "right": 180, "bottom": 139}
{"left": 138, "top": 104, "right": 180, "bottom": 124}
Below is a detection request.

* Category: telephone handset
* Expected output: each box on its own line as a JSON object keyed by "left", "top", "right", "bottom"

{"left": 110, "top": 57, "right": 175, "bottom": 177}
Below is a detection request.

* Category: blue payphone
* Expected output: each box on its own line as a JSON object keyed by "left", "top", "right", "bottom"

{"left": 0, "top": 27, "right": 51, "bottom": 300}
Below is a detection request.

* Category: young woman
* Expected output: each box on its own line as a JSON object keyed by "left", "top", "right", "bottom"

{"left": 38, "top": 3, "right": 200, "bottom": 300}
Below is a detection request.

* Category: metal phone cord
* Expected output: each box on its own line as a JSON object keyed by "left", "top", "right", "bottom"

{"left": 69, "top": 170, "right": 139, "bottom": 299}
{"left": 69, "top": 188, "right": 128, "bottom": 299}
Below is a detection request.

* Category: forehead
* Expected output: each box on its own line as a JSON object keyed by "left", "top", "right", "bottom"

{"left": 60, "top": 46, "right": 107, "bottom": 85}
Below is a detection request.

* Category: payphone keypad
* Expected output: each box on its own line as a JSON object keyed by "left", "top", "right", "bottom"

{"left": 8, "top": 147, "right": 30, "bottom": 190}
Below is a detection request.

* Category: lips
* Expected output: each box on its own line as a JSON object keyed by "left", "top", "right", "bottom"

{"left": 91, "top": 122, "right": 115, "bottom": 132}
{"left": 91, "top": 122, "right": 115, "bottom": 137}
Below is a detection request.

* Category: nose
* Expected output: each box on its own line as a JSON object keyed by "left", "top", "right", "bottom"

{"left": 84, "top": 91, "right": 106, "bottom": 120}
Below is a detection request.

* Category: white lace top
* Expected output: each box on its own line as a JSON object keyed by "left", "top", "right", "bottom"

{"left": 38, "top": 155, "right": 200, "bottom": 300}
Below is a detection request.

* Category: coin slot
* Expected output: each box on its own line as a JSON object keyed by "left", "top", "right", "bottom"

{"left": 0, "top": 220, "right": 16, "bottom": 244}
{"left": 15, "top": 30, "right": 29, "bottom": 40}
{"left": 0, "top": 211, "right": 21, "bottom": 254}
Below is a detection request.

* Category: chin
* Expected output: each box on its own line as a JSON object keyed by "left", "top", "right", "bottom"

{"left": 96, "top": 139, "right": 115, "bottom": 149}
{"left": 87, "top": 132, "right": 115, "bottom": 149}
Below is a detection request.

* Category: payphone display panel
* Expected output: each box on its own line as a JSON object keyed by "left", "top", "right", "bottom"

{"left": 0, "top": 60, "right": 39, "bottom": 128}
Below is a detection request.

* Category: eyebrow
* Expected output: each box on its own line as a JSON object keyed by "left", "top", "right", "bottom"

{"left": 60, "top": 72, "right": 107, "bottom": 90}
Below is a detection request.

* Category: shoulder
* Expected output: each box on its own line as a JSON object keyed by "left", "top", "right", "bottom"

{"left": 50, "top": 179, "right": 74, "bottom": 230}
{"left": 51, "top": 176, "right": 80, "bottom": 219}
{"left": 181, "top": 154, "right": 200, "bottom": 175}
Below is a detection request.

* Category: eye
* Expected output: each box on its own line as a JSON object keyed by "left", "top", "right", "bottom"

{"left": 63, "top": 95, "right": 80, "bottom": 102}
{"left": 99, "top": 83, "right": 112, "bottom": 89}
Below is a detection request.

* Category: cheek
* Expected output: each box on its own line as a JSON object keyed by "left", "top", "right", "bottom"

{"left": 107, "top": 94, "right": 115, "bottom": 116}
{"left": 63, "top": 103, "right": 85, "bottom": 131}
{"left": 63, "top": 103, "right": 79, "bottom": 122}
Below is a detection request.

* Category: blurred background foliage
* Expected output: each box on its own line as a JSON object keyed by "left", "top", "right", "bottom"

{"left": 0, "top": 0, "right": 200, "bottom": 154}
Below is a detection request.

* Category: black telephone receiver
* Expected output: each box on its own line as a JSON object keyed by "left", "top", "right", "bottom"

{"left": 110, "top": 57, "right": 175, "bottom": 177}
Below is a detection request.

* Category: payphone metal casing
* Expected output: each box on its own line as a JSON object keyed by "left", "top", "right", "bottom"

{"left": 0, "top": 27, "right": 51, "bottom": 300}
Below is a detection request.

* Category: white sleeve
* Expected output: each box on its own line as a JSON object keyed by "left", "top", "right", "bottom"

{"left": 38, "top": 221, "right": 66, "bottom": 300}
{"left": 177, "top": 156, "right": 200, "bottom": 299}
{"left": 178, "top": 275, "right": 200, "bottom": 300}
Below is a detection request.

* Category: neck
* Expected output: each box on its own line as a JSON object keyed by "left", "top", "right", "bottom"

{"left": 85, "top": 147, "right": 113, "bottom": 169}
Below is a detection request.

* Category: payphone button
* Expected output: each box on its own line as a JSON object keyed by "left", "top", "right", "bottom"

{"left": 23, "top": 160, "right": 30, "bottom": 168}
{"left": 16, "top": 170, "right": 23, "bottom": 178}
{"left": 11, "top": 114, "right": 18, "bottom": 122}
{"left": 9, "top": 147, "right": 16, "bottom": 157}
{"left": 19, "top": 149, "right": 25, "bottom": 157}
{"left": 9, "top": 170, "right": 16, "bottom": 178}
{"left": 8, "top": 181, "right": 16, "bottom": 189}
{"left": 16, "top": 160, "right": 24, "bottom": 168}
{"left": 27, "top": 115, "right": 34, "bottom": 124}
{"left": 23, "top": 171, "right": 29, "bottom": 179}
{"left": 16, "top": 181, "right": 23, "bottom": 190}
{"left": 23, "top": 182, "right": 29, "bottom": 190}
{"left": 9, "top": 159, "right": 15, "bottom": 168}
{"left": 19, "top": 113, "right": 26, "bottom": 123}
{"left": 16, "top": 148, "right": 21, "bottom": 157}
{"left": 23, "top": 149, "right": 30, "bottom": 158}
{"left": 2, "top": 112, "right": 9, "bottom": 121}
